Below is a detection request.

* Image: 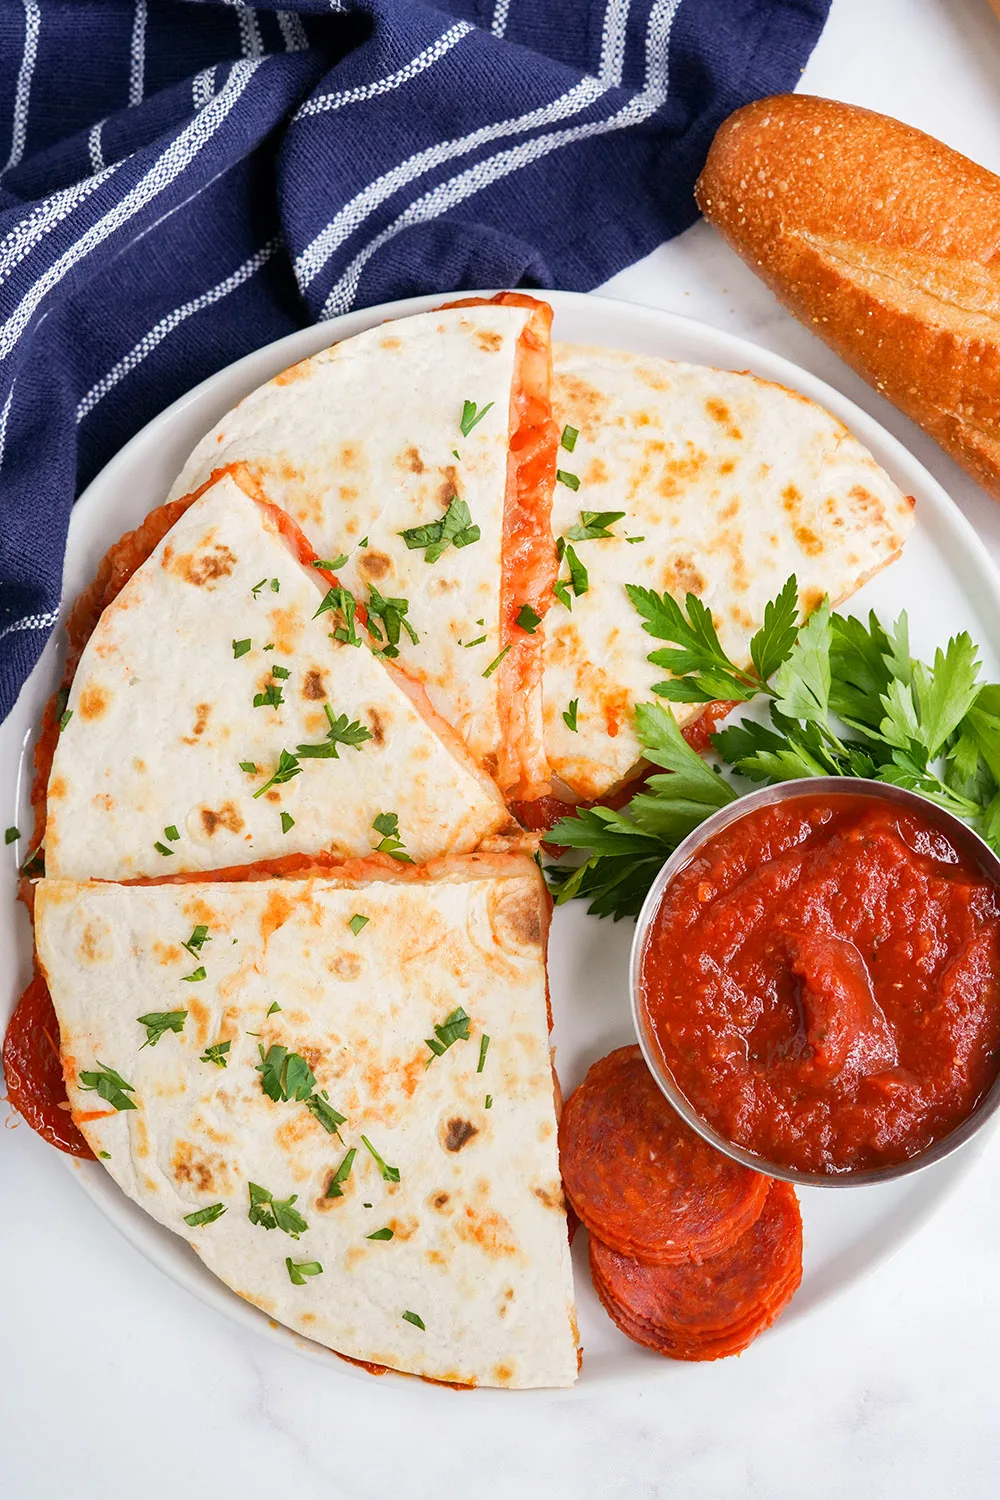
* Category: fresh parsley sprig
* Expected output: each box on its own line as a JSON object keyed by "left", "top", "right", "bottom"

{"left": 296, "top": 703, "right": 373, "bottom": 759}
{"left": 400, "top": 496, "right": 480, "bottom": 563}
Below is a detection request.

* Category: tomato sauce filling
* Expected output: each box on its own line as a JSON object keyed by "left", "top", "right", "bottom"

{"left": 444, "top": 293, "right": 558, "bottom": 802}
{"left": 640, "top": 792, "right": 1000, "bottom": 1173}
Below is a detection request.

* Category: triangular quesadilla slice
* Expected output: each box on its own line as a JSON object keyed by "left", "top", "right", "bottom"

{"left": 168, "top": 295, "right": 558, "bottom": 800}
{"left": 34, "top": 854, "right": 579, "bottom": 1389}
{"left": 543, "top": 345, "right": 916, "bottom": 803}
{"left": 44, "top": 469, "right": 510, "bottom": 880}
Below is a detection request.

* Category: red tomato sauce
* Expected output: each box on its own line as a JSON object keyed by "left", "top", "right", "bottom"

{"left": 2, "top": 974, "right": 93, "bottom": 1158}
{"left": 640, "top": 792, "right": 1000, "bottom": 1174}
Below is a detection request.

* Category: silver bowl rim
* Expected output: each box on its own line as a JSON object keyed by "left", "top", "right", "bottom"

{"left": 628, "top": 777, "right": 1000, "bottom": 1188}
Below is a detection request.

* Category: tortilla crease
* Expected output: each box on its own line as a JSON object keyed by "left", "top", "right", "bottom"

{"left": 34, "top": 856, "right": 579, "bottom": 1390}
{"left": 169, "top": 301, "right": 556, "bottom": 797}
{"left": 45, "top": 472, "right": 508, "bottom": 881}
{"left": 544, "top": 345, "right": 916, "bottom": 801}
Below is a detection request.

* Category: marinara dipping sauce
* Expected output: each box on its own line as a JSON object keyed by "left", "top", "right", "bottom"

{"left": 639, "top": 791, "right": 1000, "bottom": 1174}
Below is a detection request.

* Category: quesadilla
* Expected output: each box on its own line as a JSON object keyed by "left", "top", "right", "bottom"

{"left": 544, "top": 346, "right": 915, "bottom": 802}
{"left": 34, "top": 854, "right": 579, "bottom": 1389}
{"left": 44, "top": 468, "right": 510, "bottom": 881}
{"left": 169, "top": 296, "right": 559, "bottom": 800}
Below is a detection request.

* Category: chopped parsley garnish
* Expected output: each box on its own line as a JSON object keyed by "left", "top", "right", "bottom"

{"left": 361, "top": 1135, "right": 400, "bottom": 1182}
{"left": 181, "top": 966, "right": 206, "bottom": 983}
{"left": 304, "top": 1091, "right": 347, "bottom": 1137}
{"left": 402, "top": 1310, "right": 425, "bottom": 1331}
{"left": 314, "top": 585, "right": 361, "bottom": 646}
{"left": 20, "top": 845, "right": 44, "bottom": 878}
{"left": 137, "top": 1009, "right": 186, "bottom": 1047}
{"left": 233, "top": 638, "right": 251, "bottom": 658}
{"left": 563, "top": 698, "right": 579, "bottom": 733}
{"left": 280, "top": 811, "right": 295, "bottom": 834}
{"left": 253, "top": 681, "right": 285, "bottom": 710}
{"left": 271, "top": 664, "right": 291, "bottom": 680}
{"left": 251, "top": 579, "right": 267, "bottom": 597}
{"left": 365, "top": 586, "right": 419, "bottom": 657}
{"left": 400, "top": 496, "right": 480, "bottom": 564}
{"left": 184, "top": 1202, "right": 227, "bottom": 1227}
{"left": 4, "top": 826, "right": 18, "bottom": 844}
{"left": 286, "top": 1257, "right": 323, "bottom": 1284}
{"left": 313, "top": 555, "right": 348, "bottom": 571}
{"left": 482, "top": 644, "right": 512, "bottom": 679}
{"left": 553, "top": 579, "right": 572, "bottom": 611}
{"left": 326, "top": 1147, "right": 356, "bottom": 1198}
{"left": 425, "top": 1007, "right": 471, "bottom": 1067}
{"left": 626, "top": 535, "right": 645, "bottom": 544}
{"left": 367, "top": 1227, "right": 394, "bottom": 1241}
{"left": 460, "top": 398, "right": 494, "bottom": 436}
{"left": 98, "top": 1150, "right": 111, "bottom": 1159}
{"left": 270, "top": 578, "right": 280, "bottom": 593}
{"left": 164, "top": 825, "right": 180, "bottom": 842}
{"left": 556, "top": 469, "right": 580, "bottom": 491}
{"left": 59, "top": 708, "right": 73, "bottom": 731}
{"left": 461, "top": 635, "right": 487, "bottom": 649}
{"left": 516, "top": 604, "right": 541, "bottom": 634}
{"left": 348, "top": 913, "right": 369, "bottom": 936}
{"left": 485, "top": 1095, "right": 493, "bottom": 1109}
{"left": 359, "top": 536, "right": 368, "bottom": 548}
{"left": 372, "top": 811, "right": 413, "bottom": 863}
{"left": 200, "top": 1040, "right": 230, "bottom": 1068}
{"left": 477, "top": 1034, "right": 490, "bottom": 1073}
{"left": 256, "top": 1044, "right": 316, "bottom": 1103}
{"left": 566, "top": 510, "right": 625, "bottom": 541}
{"left": 248, "top": 1182, "right": 308, "bottom": 1237}
{"left": 263, "top": 643, "right": 274, "bottom": 651}
{"left": 560, "top": 424, "right": 579, "bottom": 452}
{"left": 153, "top": 841, "right": 174, "bottom": 857}
{"left": 240, "top": 760, "right": 258, "bottom": 774}
{"left": 296, "top": 703, "right": 373, "bottom": 759}
{"left": 79, "top": 1062, "right": 137, "bottom": 1111}
{"left": 556, "top": 542, "right": 588, "bottom": 599}
{"left": 253, "top": 749, "right": 302, "bottom": 799}
{"left": 182, "top": 924, "right": 210, "bottom": 959}
{"left": 267, "top": 1001, "right": 282, "bottom": 1016}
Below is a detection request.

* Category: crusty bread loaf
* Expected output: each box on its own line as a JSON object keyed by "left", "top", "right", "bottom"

{"left": 695, "top": 94, "right": 1000, "bottom": 500}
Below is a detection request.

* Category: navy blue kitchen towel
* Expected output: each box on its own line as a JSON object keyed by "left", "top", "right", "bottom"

{"left": 0, "top": 0, "right": 830, "bottom": 719}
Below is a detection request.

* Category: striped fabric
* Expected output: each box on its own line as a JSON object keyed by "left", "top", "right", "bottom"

{"left": 0, "top": 0, "right": 829, "bottom": 718}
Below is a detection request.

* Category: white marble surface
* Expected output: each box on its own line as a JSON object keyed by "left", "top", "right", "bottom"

{"left": 6, "top": 2, "right": 1000, "bottom": 1495}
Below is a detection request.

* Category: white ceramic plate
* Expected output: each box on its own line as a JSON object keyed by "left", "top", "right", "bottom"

{"left": 4, "top": 290, "right": 1000, "bottom": 1396}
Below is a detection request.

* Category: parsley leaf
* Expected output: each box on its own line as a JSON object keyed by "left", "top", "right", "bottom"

{"left": 248, "top": 1182, "right": 308, "bottom": 1237}
{"left": 4, "top": 826, "right": 18, "bottom": 844}
{"left": 477, "top": 1034, "right": 490, "bottom": 1073}
{"left": 366, "top": 586, "right": 419, "bottom": 656}
{"left": 361, "top": 1134, "right": 400, "bottom": 1182}
{"left": 253, "top": 749, "right": 301, "bottom": 799}
{"left": 313, "top": 555, "right": 348, "bottom": 571}
{"left": 200, "top": 1040, "right": 230, "bottom": 1068}
{"left": 286, "top": 1257, "right": 323, "bottom": 1284}
{"left": 239, "top": 760, "right": 258, "bottom": 774}
{"left": 400, "top": 496, "right": 480, "bottom": 563}
{"left": 425, "top": 1006, "right": 471, "bottom": 1066}
{"left": 153, "top": 841, "right": 174, "bottom": 857}
{"left": 137, "top": 1010, "right": 187, "bottom": 1047}
{"left": 516, "top": 604, "right": 542, "bottom": 634}
{"left": 402, "top": 1310, "right": 425, "bottom": 1330}
{"left": 326, "top": 1147, "right": 356, "bottom": 1198}
{"left": 372, "top": 811, "right": 413, "bottom": 863}
{"left": 296, "top": 703, "right": 373, "bottom": 759}
{"left": 563, "top": 698, "right": 579, "bottom": 733}
{"left": 566, "top": 510, "right": 625, "bottom": 541}
{"left": 314, "top": 585, "right": 361, "bottom": 646}
{"left": 304, "top": 1090, "right": 347, "bottom": 1137}
{"left": 233, "top": 638, "right": 251, "bottom": 658}
{"left": 184, "top": 1202, "right": 227, "bottom": 1227}
{"left": 460, "top": 398, "right": 494, "bottom": 436}
{"left": 349, "top": 913, "right": 369, "bottom": 936}
{"left": 164, "top": 825, "right": 180, "bottom": 842}
{"left": 556, "top": 469, "right": 580, "bottom": 491}
{"left": 563, "top": 544, "right": 588, "bottom": 598}
{"left": 482, "top": 643, "right": 512, "bottom": 679}
{"left": 256, "top": 1044, "right": 317, "bottom": 1103}
{"left": 182, "top": 924, "right": 210, "bottom": 958}
{"left": 59, "top": 709, "right": 73, "bottom": 731}
{"left": 280, "top": 811, "right": 295, "bottom": 834}
{"left": 253, "top": 681, "right": 285, "bottom": 710}
{"left": 79, "top": 1062, "right": 137, "bottom": 1112}
{"left": 367, "top": 1227, "right": 394, "bottom": 1241}
{"left": 560, "top": 424, "right": 579, "bottom": 452}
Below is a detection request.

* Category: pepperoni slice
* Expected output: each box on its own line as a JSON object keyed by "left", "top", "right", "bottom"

{"left": 559, "top": 1045, "right": 768, "bottom": 1263}
{"left": 589, "top": 1180, "right": 803, "bottom": 1361}
{"left": 2, "top": 973, "right": 92, "bottom": 1158}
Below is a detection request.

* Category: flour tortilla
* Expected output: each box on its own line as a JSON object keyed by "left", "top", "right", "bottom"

{"left": 45, "top": 471, "right": 509, "bottom": 880}
{"left": 169, "top": 300, "right": 556, "bottom": 797}
{"left": 544, "top": 346, "right": 916, "bottom": 800}
{"left": 34, "top": 856, "right": 579, "bottom": 1389}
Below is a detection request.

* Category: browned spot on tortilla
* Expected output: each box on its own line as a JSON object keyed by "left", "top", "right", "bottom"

{"left": 849, "top": 484, "right": 883, "bottom": 517}
{"left": 553, "top": 371, "right": 603, "bottom": 440}
{"left": 340, "top": 443, "right": 361, "bottom": 470}
{"left": 491, "top": 883, "right": 544, "bottom": 948}
{"left": 800, "top": 586, "right": 824, "bottom": 615}
{"left": 795, "top": 526, "right": 823, "bottom": 556}
{"left": 78, "top": 683, "right": 109, "bottom": 720}
{"left": 402, "top": 446, "right": 424, "bottom": 473}
{"left": 172, "top": 1140, "right": 231, "bottom": 1194}
{"left": 261, "top": 888, "right": 294, "bottom": 944}
{"left": 705, "top": 397, "right": 743, "bottom": 441}
{"left": 273, "top": 356, "right": 313, "bottom": 385}
{"left": 152, "top": 939, "right": 183, "bottom": 965}
{"left": 187, "top": 995, "right": 210, "bottom": 1042}
{"left": 492, "top": 1362, "right": 515, "bottom": 1385}
{"left": 358, "top": 550, "right": 391, "bottom": 581}
{"left": 327, "top": 949, "right": 363, "bottom": 982}
{"left": 602, "top": 687, "right": 632, "bottom": 740}
{"left": 368, "top": 707, "right": 386, "bottom": 746}
{"left": 430, "top": 1191, "right": 451, "bottom": 1211}
{"left": 388, "top": 1216, "right": 418, "bottom": 1242}
{"left": 657, "top": 444, "right": 710, "bottom": 498}
{"left": 455, "top": 1203, "right": 518, "bottom": 1258}
{"left": 172, "top": 544, "right": 238, "bottom": 587}
{"left": 477, "top": 328, "right": 503, "bottom": 353}
{"left": 78, "top": 923, "right": 102, "bottom": 963}
{"left": 719, "top": 459, "right": 735, "bottom": 475}
{"left": 381, "top": 336, "right": 403, "bottom": 350}
{"left": 182, "top": 702, "right": 211, "bottom": 744}
{"left": 276, "top": 1115, "right": 314, "bottom": 1151}
{"left": 426, "top": 1248, "right": 447, "bottom": 1266}
{"left": 534, "top": 1183, "right": 565, "bottom": 1211}
{"left": 303, "top": 668, "right": 326, "bottom": 701}
{"left": 201, "top": 801, "right": 244, "bottom": 836}
{"left": 584, "top": 457, "right": 609, "bottom": 485}
{"left": 664, "top": 555, "right": 706, "bottom": 597}
{"left": 48, "top": 775, "right": 66, "bottom": 800}
{"left": 443, "top": 1117, "right": 479, "bottom": 1152}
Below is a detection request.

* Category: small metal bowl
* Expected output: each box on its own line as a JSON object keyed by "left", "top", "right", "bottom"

{"left": 629, "top": 777, "right": 1000, "bottom": 1188}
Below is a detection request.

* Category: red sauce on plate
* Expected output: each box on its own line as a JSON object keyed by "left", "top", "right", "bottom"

{"left": 640, "top": 792, "right": 1000, "bottom": 1174}
{"left": 2, "top": 974, "right": 93, "bottom": 1158}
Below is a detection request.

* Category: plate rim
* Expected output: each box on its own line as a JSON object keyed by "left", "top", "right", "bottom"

{"left": 9, "top": 286, "right": 1000, "bottom": 1396}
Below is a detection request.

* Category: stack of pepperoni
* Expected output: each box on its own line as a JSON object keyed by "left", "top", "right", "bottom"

{"left": 559, "top": 1046, "right": 802, "bottom": 1361}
